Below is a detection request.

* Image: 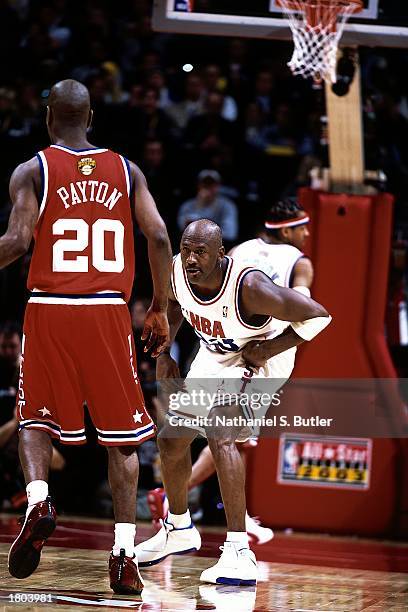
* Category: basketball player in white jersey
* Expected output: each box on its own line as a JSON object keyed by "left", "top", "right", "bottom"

{"left": 231, "top": 197, "right": 312, "bottom": 297}
{"left": 147, "top": 198, "right": 313, "bottom": 544}
{"left": 135, "top": 219, "right": 330, "bottom": 585}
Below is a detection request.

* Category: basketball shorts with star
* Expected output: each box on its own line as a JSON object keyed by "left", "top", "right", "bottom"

{"left": 17, "top": 301, "right": 155, "bottom": 446}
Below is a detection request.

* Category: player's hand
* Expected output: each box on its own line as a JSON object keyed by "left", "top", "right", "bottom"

{"left": 156, "top": 352, "right": 180, "bottom": 379}
{"left": 141, "top": 306, "right": 170, "bottom": 358}
{"left": 156, "top": 353, "right": 183, "bottom": 394}
{"left": 242, "top": 340, "right": 268, "bottom": 369}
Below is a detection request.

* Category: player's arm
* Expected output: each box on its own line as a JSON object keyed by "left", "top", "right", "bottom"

{"left": 156, "top": 283, "right": 185, "bottom": 380}
{"left": 291, "top": 257, "right": 314, "bottom": 295}
{"left": 129, "top": 162, "right": 172, "bottom": 357}
{"left": 0, "top": 158, "right": 39, "bottom": 270}
{"left": 241, "top": 270, "right": 331, "bottom": 367}
{"left": 242, "top": 270, "right": 328, "bottom": 322}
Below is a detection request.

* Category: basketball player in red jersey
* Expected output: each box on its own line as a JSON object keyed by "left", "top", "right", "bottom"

{"left": 0, "top": 80, "right": 172, "bottom": 594}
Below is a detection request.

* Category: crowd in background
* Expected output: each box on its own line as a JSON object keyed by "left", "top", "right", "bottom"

{"left": 0, "top": 0, "right": 407, "bottom": 518}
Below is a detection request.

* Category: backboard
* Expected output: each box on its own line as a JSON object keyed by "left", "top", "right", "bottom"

{"left": 153, "top": 0, "right": 408, "bottom": 48}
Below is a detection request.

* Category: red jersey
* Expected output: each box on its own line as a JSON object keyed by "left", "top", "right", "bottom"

{"left": 28, "top": 144, "right": 135, "bottom": 302}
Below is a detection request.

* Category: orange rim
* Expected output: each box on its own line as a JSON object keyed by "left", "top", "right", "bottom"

{"left": 276, "top": 0, "right": 363, "bottom": 30}
{"left": 276, "top": 0, "right": 363, "bottom": 12}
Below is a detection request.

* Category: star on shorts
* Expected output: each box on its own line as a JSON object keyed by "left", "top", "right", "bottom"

{"left": 133, "top": 410, "right": 143, "bottom": 424}
{"left": 38, "top": 407, "right": 51, "bottom": 417}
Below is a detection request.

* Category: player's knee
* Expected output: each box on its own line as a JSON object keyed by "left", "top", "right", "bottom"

{"left": 208, "top": 436, "right": 236, "bottom": 459}
{"left": 106, "top": 444, "right": 137, "bottom": 457}
{"left": 157, "top": 435, "right": 185, "bottom": 459}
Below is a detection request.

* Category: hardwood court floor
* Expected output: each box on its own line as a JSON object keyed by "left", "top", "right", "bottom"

{"left": 0, "top": 515, "right": 407, "bottom": 611}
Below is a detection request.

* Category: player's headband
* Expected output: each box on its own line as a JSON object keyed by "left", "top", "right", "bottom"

{"left": 264, "top": 214, "right": 310, "bottom": 229}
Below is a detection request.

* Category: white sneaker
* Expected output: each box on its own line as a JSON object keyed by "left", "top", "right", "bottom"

{"left": 200, "top": 542, "right": 257, "bottom": 586}
{"left": 134, "top": 518, "right": 201, "bottom": 567}
{"left": 246, "top": 513, "right": 274, "bottom": 545}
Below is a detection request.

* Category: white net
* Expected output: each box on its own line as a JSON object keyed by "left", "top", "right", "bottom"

{"left": 278, "top": 0, "right": 361, "bottom": 83}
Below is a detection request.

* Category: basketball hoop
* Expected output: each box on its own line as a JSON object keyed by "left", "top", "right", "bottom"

{"left": 276, "top": 0, "right": 363, "bottom": 83}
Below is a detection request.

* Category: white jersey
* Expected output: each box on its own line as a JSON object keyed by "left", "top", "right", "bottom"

{"left": 231, "top": 238, "right": 304, "bottom": 288}
{"left": 171, "top": 254, "right": 283, "bottom": 364}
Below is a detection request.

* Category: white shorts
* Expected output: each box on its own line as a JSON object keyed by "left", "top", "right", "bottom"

{"left": 166, "top": 345, "right": 295, "bottom": 437}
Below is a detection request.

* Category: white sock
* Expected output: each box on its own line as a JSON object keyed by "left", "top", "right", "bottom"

{"left": 112, "top": 523, "right": 136, "bottom": 557}
{"left": 166, "top": 510, "right": 191, "bottom": 528}
{"left": 226, "top": 531, "right": 249, "bottom": 548}
{"left": 26, "top": 480, "right": 48, "bottom": 516}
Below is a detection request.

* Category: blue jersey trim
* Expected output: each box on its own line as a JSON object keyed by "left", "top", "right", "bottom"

{"left": 97, "top": 425, "right": 155, "bottom": 439}
{"left": 30, "top": 292, "right": 123, "bottom": 299}
{"left": 19, "top": 420, "right": 60, "bottom": 433}
{"left": 36, "top": 153, "right": 44, "bottom": 204}
{"left": 52, "top": 144, "right": 101, "bottom": 153}
{"left": 124, "top": 157, "right": 133, "bottom": 195}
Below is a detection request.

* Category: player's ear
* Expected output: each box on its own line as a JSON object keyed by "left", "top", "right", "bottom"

{"left": 280, "top": 227, "right": 290, "bottom": 241}
{"left": 46, "top": 106, "right": 51, "bottom": 128}
{"left": 218, "top": 245, "right": 225, "bottom": 259}
{"left": 87, "top": 109, "right": 93, "bottom": 130}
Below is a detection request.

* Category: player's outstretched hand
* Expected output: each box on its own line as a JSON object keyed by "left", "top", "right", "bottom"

{"left": 142, "top": 306, "right": 170, "bottom": 358}
{"left": 242, "top": 340, "right": 268, "bottom": 369}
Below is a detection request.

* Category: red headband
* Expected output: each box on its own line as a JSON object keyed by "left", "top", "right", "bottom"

{"left": 265, "top": 215, "right": 310, "bottom": 229}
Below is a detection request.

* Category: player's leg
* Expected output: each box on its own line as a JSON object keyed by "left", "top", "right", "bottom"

{"left": 199, "top": 402, "right": 257, "bottom": 586}
{"left": 189, "top": 443, "right": 216, "bottom": 488}
{"left": 8, "top": 429, "right": 56, "bottom": 579}
{"left": 188, "top": 441, "right": 273, "bottom": 543}
{"left": 18, "top": 429, "right": 53, "bottom": 483}
{"left": 158, "top": 427, "right": 196, "bottom": 514}
{"left": 206, "top": 405, "right": 247, "bottom": 533}
{"left": 135, "top": 423, "right": 201, "bottom": 567}
{"left": 108, "top": 445, "right": 139, "bottom": 524}
{"left": 106, "top": 444, "right": 146, "bottom": 594}
{"left": 9, "top": 304, "right": 84, "bottom": 579}
{"left": 78, "top": 305, "right": 151, "bottom": 594}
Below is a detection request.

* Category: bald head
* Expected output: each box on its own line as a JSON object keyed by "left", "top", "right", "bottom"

{"left": 48, "top": 79, "right": 91, "bottom": 127}
{"left": 182, "top": 219, "right": 222, "bottom": 250}
{"left": 181, "top": 220, "right": 225, "bottom": 286}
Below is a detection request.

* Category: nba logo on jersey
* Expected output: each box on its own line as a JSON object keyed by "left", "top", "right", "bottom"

{"left": 283, "top": 441, "right": 300, "bottom": 474}
{"left": 222, "top": 306, "right": 228, "bottom": 317}
{"left": 78, "top": 157, "right": 96, "bottom": 176}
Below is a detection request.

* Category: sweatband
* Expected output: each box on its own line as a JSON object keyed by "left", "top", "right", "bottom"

{"left": 291, "top": 315, "right": 332, "bottom": 341}
{"left": 293, "top": 285, "right": 311, "bottom": 297}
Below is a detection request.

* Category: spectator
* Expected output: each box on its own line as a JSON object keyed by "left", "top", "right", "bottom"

{"left": 146, "top": 69, "right": 172, "bottom": 109}
{"left": 202, "top": 63, "right": 238, "bottom": 122}
{"left": 165, "top": 73, "right": 205, "bottom": 132}
{"left": 127, "top": 87, "right": 176, "bottom": 158}
{"left": 177, "top": 170, "right": 238, "bottom": 245}
{"left": 184, "top": 91, "right": 238, "bottom": 170}
{"left": 254, "top": 69, "right": 275, "bottom": 116}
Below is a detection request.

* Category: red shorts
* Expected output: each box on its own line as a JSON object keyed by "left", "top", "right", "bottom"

{"left": 17, "top": 301, "right": 155, "bottom": 446}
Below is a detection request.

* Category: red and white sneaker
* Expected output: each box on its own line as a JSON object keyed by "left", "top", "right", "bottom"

{"left": 246, "top": 513, "right": 274, "bottom": 545}
{"left": 8, "top": 496, "right": 56, "bottom": 579}
{"left": 147, "top": 488, "right": 169, "bottom": 529}
{"left": 109, "top": 549, "right": 144, "bottom": 595}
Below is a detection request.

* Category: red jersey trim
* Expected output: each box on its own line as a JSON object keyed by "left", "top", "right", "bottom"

{"left": 234, "top": 267, "right": 273, "bottom": 330}
{"left": 182, "top": 256, "right": 233, "bottom": 306}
